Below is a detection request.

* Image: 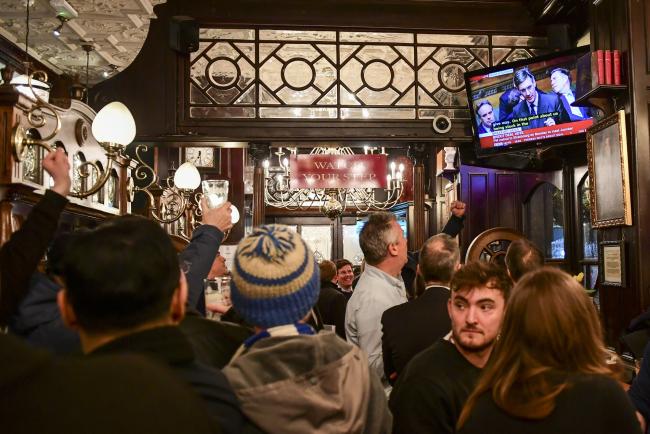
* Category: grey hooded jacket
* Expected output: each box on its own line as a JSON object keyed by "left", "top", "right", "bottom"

{"left": 224, "top": 330, "right": 392, "bottom": 434}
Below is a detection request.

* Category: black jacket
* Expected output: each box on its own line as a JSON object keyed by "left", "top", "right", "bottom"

{"left": 0, "top": 190, "right": 68, "bottom": 326}
{"left": 91, "top": 326, "right": 243, "bottom": 434}
{"left": 316, "top": 281, "right": 348, "bottom": 340}
{"left": 180, "top": 310, "right": 252, "bottom": 369}
{"left": 381, "top": 285, "right": 451, "bottom": 384}
{"left": 0, "top": 333, "right": 218, "bottom": 434}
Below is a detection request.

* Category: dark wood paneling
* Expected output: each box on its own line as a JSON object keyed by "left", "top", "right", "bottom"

{"left": 465, "top": 171, "right": 489, "bottom": 245}
{"left": 162, "top": 0, "right": 536, "bottom": 32}
{"left": 495, "top": 173, "right": 518, "bottom": 229}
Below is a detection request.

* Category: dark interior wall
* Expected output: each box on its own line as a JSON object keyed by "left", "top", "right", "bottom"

{"left": 589, "top": 0, "right": 650, "bottom": 345}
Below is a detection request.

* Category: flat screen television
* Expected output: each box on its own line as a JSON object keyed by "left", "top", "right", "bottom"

{"left": 464, "top": 47, "right": 593, "bottom": 156}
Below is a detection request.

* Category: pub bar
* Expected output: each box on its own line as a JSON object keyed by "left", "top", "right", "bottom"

{"left": 1, "top": 1, "right": 649, "bottom": 433}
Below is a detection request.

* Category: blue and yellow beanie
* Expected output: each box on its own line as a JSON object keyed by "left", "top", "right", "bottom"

{"left": 230, "top": 224, "right": 320, "bottom": 328}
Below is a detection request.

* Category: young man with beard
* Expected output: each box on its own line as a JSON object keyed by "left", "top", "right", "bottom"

{"left": 389, "top": 261, "right": 512, "bottom": 434}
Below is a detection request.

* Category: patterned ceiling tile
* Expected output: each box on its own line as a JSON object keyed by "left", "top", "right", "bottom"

{"left": 0, "top": 0, "right": 166, "bottom": 84}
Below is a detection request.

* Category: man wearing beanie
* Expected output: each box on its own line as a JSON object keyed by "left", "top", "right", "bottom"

{"left": 224, "top": 225, "right": 391, "bottom": 434}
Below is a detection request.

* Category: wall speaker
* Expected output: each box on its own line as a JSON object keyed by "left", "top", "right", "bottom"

{"left": 169, "top": 16, "right": 199, "bottom": 54}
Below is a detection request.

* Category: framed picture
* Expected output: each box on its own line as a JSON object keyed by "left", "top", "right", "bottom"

{"left": 586, "top": 110, "right": 632, "bottom": 228}
{"left": 599, "top": 240, "right": 626, "bottom": 286}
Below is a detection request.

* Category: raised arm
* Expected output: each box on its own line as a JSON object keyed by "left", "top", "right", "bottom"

{"left": 180, "top": 199, "right": 232, "bottom": 313}
{"left": 441, "top": 200, "right": 466, "bottom": 238}
{"left": 0, "top": 148, "right": 70, "bottom": 325}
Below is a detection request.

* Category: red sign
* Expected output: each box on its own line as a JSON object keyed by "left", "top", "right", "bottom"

{"left": 289, "top": 154, "right": 388, "bottom": 189}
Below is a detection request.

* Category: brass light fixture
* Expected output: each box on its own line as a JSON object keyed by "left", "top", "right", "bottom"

{"left": 10, "top": 75, "right": 137, "bottom": 199}
{"left": 10, "top": 0, "right": 137, "bottom": 200}
{"left": 263, "top": 146, "right": 405, "bottom": 219}
{"left": 131, "top": 145, "right": 202, "bottom": 225}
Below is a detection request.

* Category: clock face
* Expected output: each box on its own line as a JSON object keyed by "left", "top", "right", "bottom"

{"left": 185, "top": 147, "right": 215, "bottom": 168}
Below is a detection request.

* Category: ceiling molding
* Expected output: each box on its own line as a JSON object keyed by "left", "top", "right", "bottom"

{"left": 0, "top": 0, "right": 166, "bottom": 84}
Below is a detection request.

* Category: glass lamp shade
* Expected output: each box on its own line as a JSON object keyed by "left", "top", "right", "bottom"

{"left": 174, "top": 162, "right": 201, "bottom": 190}
{"left": 92, "top": 102, "right": 136, "bottom": 146}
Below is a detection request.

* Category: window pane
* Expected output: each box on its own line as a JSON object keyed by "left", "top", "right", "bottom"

{"left": 300, "top": 225, "right": 332, "bottom": 261}
{"left": 342, "top": 224, "right": 364, "bottom": 265}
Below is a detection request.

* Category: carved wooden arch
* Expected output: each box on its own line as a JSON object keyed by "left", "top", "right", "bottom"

{"left": 465, "top": 227, "right": 523, "bottom": 265}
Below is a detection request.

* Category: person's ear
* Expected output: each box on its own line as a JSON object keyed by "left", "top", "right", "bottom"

{"left": 388, "top": 242, "right": 399, "bottom": 257}
{"left": 447, "top": 297, "right": 453, "bottom": 319}
{"left": 57, "top": 289, "right": 79, "bottom": 331}
{"left": 455, "top": 262, "right": 462, "bottom": 271}
{"left": 170, "top": 272, "right": 188, "bottom": 324}
{"left": 416, "top": 263, "right": 421, "bottom": 276}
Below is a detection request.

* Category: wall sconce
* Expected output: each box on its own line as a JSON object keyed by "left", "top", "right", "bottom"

{"left": 10, "top": 71, "right": 136, "bottom": 199}
{"left": 132, "top": 145, "right": 202, "bottom": 225}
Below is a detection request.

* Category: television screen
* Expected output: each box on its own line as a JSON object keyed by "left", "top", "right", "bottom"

{"left": 465, "top": 47, "right": 593, "bottom": 155}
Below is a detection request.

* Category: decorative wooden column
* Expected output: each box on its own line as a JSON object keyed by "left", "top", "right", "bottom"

{"left": 249, "top": 142, "right": 270, "bottom": 228}
{"left": 408, "top": 143, "right": 428, "bottom": 251}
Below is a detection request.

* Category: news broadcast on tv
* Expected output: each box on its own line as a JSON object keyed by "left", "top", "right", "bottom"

{"left": 466, "top": 51, "right": 594, "bottom": 151}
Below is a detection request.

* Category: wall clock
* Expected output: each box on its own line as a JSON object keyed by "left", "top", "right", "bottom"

{"left": 185, "top": 147, "right": 215, "bottom": 168}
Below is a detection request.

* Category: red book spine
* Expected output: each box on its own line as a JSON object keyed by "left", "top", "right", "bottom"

{"left": 613, "top": 50, "right": 621, "bottom": 85}
{"left": 597, "top": 50, "right": 605, "bottom": 85}
{"left": 604, "top": 50, "right": 612, "bottom": 84}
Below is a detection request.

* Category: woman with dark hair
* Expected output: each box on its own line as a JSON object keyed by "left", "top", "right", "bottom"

{"left": 457, "top": 267, "right": 641, "bottom": 434}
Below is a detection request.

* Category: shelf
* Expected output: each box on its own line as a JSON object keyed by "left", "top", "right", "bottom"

{"left": 572, "top": 84, "right": 628, "bottom": 109}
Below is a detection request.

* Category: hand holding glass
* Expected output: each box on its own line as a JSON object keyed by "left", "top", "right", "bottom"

{"left": 202, "top": 180, "right": 239, "bottom": 224}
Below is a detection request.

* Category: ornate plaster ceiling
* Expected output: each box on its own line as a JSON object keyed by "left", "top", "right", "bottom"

{"left": 0, "top": 0, "right": 166, "bottom": 84}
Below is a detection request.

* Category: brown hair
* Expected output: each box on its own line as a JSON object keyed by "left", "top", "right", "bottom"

{"left": 457, "top": 267, "right": 613, "bottom": 428}
{"left": 450, "top": 261, "right": 512, "bottom": 302}
{"left": 319, "top": 260, "right": 337, "bottom": 283}
{"left": 335, "top": 259, "right": 352, "bottom": 271}
{"left": 505, "top": 238, "right": 544, "bottom": 282}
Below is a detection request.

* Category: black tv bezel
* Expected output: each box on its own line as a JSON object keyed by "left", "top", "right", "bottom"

{"left": 464, "top": 46, "right": 590, "bottom": 158}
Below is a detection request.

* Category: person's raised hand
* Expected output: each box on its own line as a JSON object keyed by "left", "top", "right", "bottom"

{"left": 201, "top": 198, "right": 233, "bottom": 233}
{"left": 43, "top": 147, "right": 71, "bottom": 197}
{"left": 450, "top": 200, "right": 466, "bottom": 218}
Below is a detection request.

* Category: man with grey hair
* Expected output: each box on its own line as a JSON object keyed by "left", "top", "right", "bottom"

{"left": 381, "top": 234, "right": 461, "bottom": 384}
{"left": 346, "top": 212, "right": 409, "bottom": 389}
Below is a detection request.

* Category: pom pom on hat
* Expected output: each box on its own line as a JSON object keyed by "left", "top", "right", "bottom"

{"left": 230, "top": 224, "right": 320, "bottom": 328}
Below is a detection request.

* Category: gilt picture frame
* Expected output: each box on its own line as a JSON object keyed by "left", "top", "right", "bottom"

{"left": 586, "top": 110, "right": 632, "bottom": 228}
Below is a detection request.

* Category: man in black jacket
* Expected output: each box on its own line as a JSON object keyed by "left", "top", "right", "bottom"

{"left": 0, "top": 147, "right": 70, "bottom": 326}
{"left": 317, "top": 260, "right": 347, "bottom": 340}
{"left": 400, "top": 200, "right": 466, "bottom": 298}
{"left": 382, "top": 233, "right": 460, "bottom": 384}
{"left": 58, "top": 216, "right": 243, "bottom": 434}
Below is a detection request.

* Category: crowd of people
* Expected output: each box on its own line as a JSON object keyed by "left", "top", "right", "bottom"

{"left": 1, "top": 148, "right": 647, "bottom": 433}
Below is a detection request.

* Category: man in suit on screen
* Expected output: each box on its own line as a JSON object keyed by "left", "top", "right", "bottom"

{"left": 511, "top": 68, "right": 568, "bottom": 129}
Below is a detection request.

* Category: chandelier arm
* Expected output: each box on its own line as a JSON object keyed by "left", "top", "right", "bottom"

{"left": 146, "top": 188, "right": 190, "bottom": 224}
{"left": 69, "top": 157, "right": 114, "bottom": 198}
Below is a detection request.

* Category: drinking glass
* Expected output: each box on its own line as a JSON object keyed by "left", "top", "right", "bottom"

{"left": 202, "top": 180, "right": 229, "bottom": 209}
{"left": 202, "top": 180, "right": 239, "bottom": 223}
